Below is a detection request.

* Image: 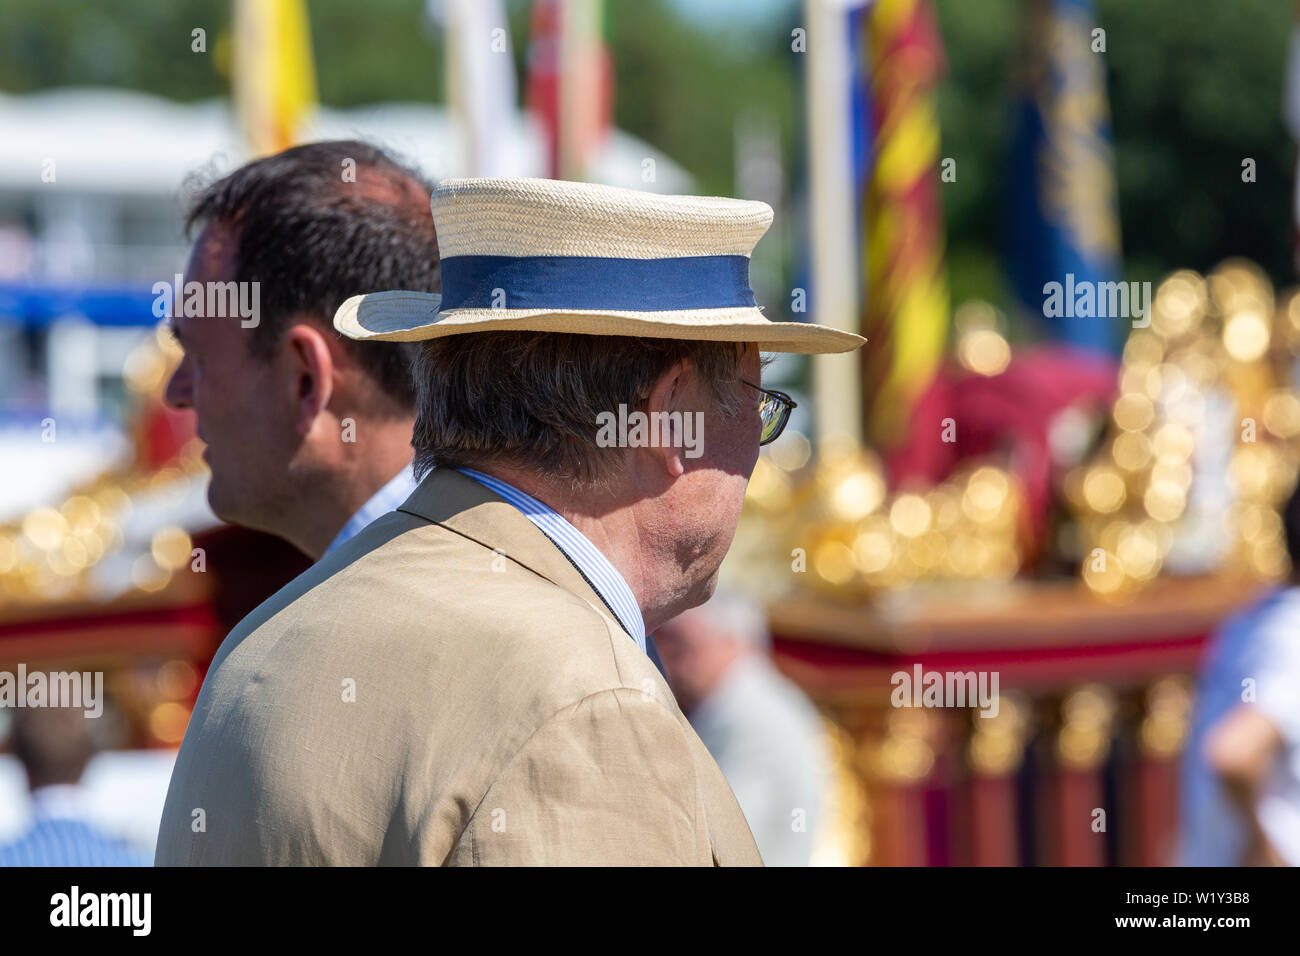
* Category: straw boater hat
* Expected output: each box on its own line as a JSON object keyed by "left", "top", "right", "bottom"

{"left": 333, "top": 177, "right": 866, "bottom": 354}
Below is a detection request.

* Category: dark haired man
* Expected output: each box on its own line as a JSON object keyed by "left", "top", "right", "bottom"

{"left": 164, "top": 140, "right": 440, "bottom": 559}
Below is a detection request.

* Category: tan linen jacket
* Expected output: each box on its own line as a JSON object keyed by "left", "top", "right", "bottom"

{"left": 155, "top": 468, "right": 763, "bottom": 866}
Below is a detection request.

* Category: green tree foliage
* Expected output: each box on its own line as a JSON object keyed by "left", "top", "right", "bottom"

{"left": 0, "top": 0, "right": 1294, "bottom": 308}
{"left": 608, "top": 0, "right": 796, "bottom": 197}
{"left": 934, "top": 0, "right": 1296, "bottom": 315}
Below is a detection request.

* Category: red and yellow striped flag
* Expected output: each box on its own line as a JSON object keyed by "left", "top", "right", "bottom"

{"left": 860, "top": 0, "right": 949, "bottom": 446}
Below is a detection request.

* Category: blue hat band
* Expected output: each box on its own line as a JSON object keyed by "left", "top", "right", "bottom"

{"left": 438, "top": 254, "right": 756, "bottom": 312}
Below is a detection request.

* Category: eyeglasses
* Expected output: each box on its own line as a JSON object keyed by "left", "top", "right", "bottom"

{"left": 742, "top": 380, "right": 797, "bottom": 445}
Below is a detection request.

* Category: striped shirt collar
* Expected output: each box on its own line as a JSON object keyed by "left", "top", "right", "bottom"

{"left": 324, "top": 464, "right": 421, "bottom": 556}
{"left": 456, "top": 467, "right": 647, "bottom": 653}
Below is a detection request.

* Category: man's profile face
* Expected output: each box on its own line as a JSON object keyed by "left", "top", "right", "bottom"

{"left": 669, "top": 345, "right": 763, "bottom": 607}
{"left": 163, "top": 224, "right": 299, "bottom": 531}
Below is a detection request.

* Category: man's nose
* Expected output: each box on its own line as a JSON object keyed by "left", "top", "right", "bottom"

{"left": 164, "top": 357, "right": 193, "bottom": 410}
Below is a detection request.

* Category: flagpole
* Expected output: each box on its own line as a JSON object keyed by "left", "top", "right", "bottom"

{"left": 440, "top": 0, "right": 517, "bottom": 177}
{"left": 805, "top": 0, "right": 863, "bottom": 449}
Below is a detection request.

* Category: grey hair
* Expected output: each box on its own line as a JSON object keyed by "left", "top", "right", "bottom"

{"left": 409, "top": 331, "right": 747, "bottom": 488}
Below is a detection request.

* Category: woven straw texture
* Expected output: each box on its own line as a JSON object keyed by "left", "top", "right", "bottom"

{"left": 332, "top": 177, "right": 867, "bottom": 354}
{"left": 431, "top": 177, "right": 774, "bottom": 259}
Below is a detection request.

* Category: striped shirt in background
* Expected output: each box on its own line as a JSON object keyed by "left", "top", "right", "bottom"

{"left": 0, "top": 785, "right": 151, "bottom": 867}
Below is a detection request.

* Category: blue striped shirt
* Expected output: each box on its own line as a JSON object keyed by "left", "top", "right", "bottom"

{"left": 0, "top": 787, "right": 151, "bottom": 867}
{"left": 457, "top": 468, "right": 647, "bottom": 654}
{"left": 324, "top": 465, "right": 421, "bottom": 555}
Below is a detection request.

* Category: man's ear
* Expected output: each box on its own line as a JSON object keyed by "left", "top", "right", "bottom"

{"left": 643, "top": 358, "right": 694, "bottom": 478}
{"left": 281, "top": 322, "right": 335, "bottom": 435}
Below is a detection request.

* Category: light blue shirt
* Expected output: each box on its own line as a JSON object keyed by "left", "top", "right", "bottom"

{"left": 456, "top": 468, "right": 649, "bottom": 656}
{"left": 1179, "top": 586, "right": 1300, "bottom": 866}
{"left": 323, "top": 465, "right": 421, "bottom": 555}
{"left": 0, "top": 785, "right": 151, "bottom": 867}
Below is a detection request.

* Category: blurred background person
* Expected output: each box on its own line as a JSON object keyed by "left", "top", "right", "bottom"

{"left": 0, "top": 706, "right": 150, "bottom": 866}
{"left": 1178, "top": 479, "right": 1300, "bottom": 867}
{"left": 654, "top": 590, "right": 833, "bottom": 866}
{"left": 166, "top": 140, "right": 441, "bottom": 560}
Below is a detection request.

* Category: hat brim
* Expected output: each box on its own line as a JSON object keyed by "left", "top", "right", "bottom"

{"left": 334, "top": 291, "right": 866, "bottom": 355}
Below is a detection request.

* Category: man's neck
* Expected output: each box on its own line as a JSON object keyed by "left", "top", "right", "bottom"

{"left": 469, "top": 462, "right": 670, "bottom": 628}
{"left": 287, "top": 418, "right": 415, "bottom": 560}
{"left": 28, "top": 783, "right": 89, "bottom": 820}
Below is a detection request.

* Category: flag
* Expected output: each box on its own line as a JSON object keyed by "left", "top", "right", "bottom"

{"left": 232, "top": 0, "right": 318, "bottom": 157}
{"left": 859, "top": 0, "right": 950, "bottom": 446}
{"left": 1006, "top": 0, "right": 1121, "bottom": 353}
{"left": 432, "top": 0, "right": 518, "bottom": 176}
{"left": 525, "top": 0, "right": 613, "bottom": 180}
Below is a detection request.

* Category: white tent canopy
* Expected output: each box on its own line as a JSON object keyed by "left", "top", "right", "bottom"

{"left": 0, "top": 87, "right": 693, "bottom": 196}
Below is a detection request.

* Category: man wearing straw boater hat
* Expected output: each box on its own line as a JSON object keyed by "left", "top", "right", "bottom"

{"left": 156, "top": 177, "right": 864, "bottom": 866}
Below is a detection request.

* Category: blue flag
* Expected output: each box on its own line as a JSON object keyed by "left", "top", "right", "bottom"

{"left": 1006, "top": 0, "right": 1122, "bottom": 353}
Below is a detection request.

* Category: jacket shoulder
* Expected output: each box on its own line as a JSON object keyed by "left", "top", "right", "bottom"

{"left": 447, "top": 685, "right": 708, "bottom": 865}
{"left": 159, "top": 511, "right": 677, "bottom": 865}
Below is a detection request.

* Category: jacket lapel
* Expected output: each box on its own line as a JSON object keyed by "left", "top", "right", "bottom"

{"left": 397, "top": 467, "right": 626, "bottom": 633}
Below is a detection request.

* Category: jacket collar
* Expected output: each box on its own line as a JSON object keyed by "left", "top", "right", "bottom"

{"left": 397, "top": 467, "right": 625, "bottom": 632}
